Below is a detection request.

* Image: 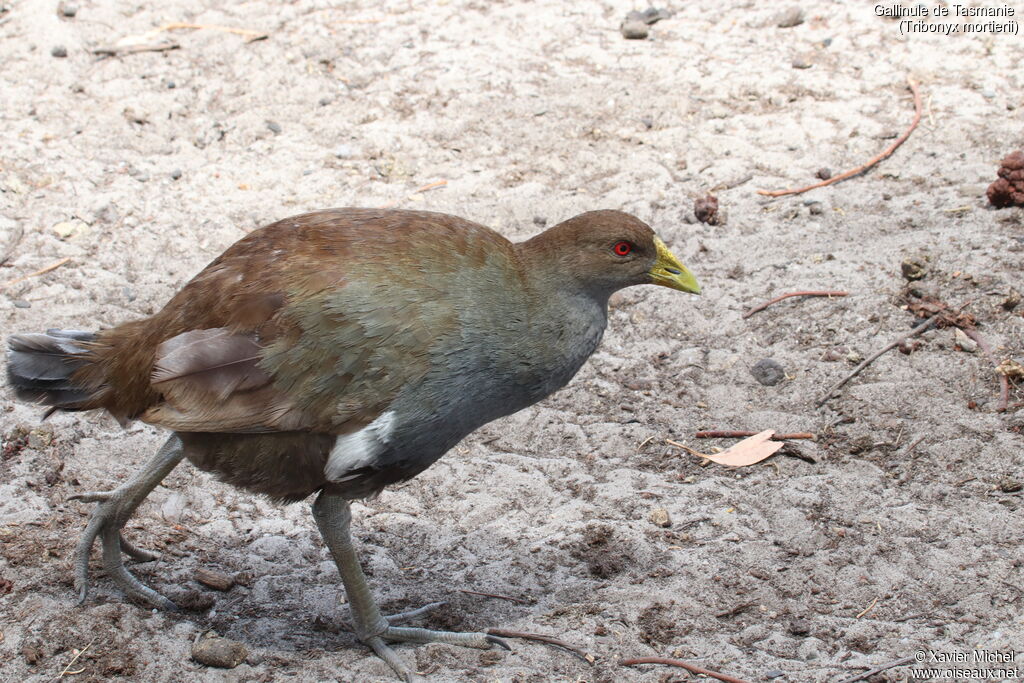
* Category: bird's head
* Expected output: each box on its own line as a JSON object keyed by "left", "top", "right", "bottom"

{"left": 521, "top": 210, "right": 701, "bottom": 300}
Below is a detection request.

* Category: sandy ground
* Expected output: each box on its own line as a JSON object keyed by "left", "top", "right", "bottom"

{"left": 2, "top": 1, "right": 1023, "bottom": 681}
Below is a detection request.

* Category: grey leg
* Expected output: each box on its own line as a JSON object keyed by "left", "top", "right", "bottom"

{"left": 69, "top": 434, "right": 185, "bottom": 610}
{"left": 311, "top": 492, "right": 507, "bottom": 682}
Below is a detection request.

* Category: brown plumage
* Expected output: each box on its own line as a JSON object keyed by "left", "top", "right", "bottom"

{"left": 6, "top": 207, "right": 700, "bottom": 681}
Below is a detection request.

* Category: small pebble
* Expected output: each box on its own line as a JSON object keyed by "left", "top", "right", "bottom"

{"left": 318, "top": 96, "right": 332, "bottom": 106}
{"left": 1001, "top": 288, "right": 1020, "bottom": 311}
{"left": 58, "top": 2, "right": 78, "bottom": 17}
{"left": 195, "top": 568, "right": 235, "bottom": 592}
{"left": 953, "top": 328, "right": 977, "bottom": 353}
{"left": 170, "top": 169, "right": 182, "bottom": 180}
{"left": 533, "top": 216, "right": 548, "bottom": 227}
{"left": 751, "top": 358, "right": 785, "bottom": 386}
{"left": 791, "top": 55, "right": 813, "bottom": 69}
{"left": 621, "top": 20, "right": 649, "bottom": 39}
{"left": 816, "top": 168, "right": 832, "bottom": 180}
{"left": 333, "top": 144, "right": 357, "bottom": 159}
{"left": 13, "top": 300, "right": 31, "bottom": 309}
{"left": 266, "top": 120, "right": 282, "bottom": 134}
{"left": 649, "top": 508, "right": 671, "bottom": 528}
{"left": 901, "top": 258, "right": 927, "bottom": 281}
{"left": 192, "top": 635, "right": 248, "bottom": 669}
{"left": 765, "top": 670, "right": 785, "bottom": 680}
{"left": 882, "top": 193, "right": 892, "bottom": 200}
{"left": 999, "top": 479, "right": 1023, "bottom": 493}
{"left": 640, "top": 115, "right": 654, "bottom": 130}
{"left": 694, "top": 194, "right": 719, "bottom": 225}
{"left": 788, "top": 618, "right": 811, "bottom": 636}
{"left": 166, "top": 80, "right": 176, "bottom": 89}
{"left": 776, "top": 7, "right": 804, "bottom": 28}
{"left": 51, "top": 45, "right": 68, "bottom": 58}
{"left": 809, "top": 204, "right": 824, "bottom": 215}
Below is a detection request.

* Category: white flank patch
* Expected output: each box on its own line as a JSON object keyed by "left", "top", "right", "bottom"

{"left": 324, "top": 411, "right": 397, "bottom": 481}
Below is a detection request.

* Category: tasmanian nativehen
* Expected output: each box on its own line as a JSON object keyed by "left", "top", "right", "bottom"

{"left": 7, "top": 208, "right": 700, "bottom": 681}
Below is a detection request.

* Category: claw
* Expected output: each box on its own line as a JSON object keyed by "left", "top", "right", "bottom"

{"left": 68, "top": 490, "right": 114, "bottom": 503}
{"left": 68, "top": 435, "right": 184, "bottom": 610}
{"left": 486, "top": 634, "right": 512, "bottom": 651}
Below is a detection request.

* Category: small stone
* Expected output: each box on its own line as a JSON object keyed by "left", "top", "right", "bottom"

{"left": 27, "top": 428, "right": 53, "bottom": 449}
{"left": 533, "top": 216, "right": 548, "bottom": 227}
{"left": 791, "top": 55, "right": 813, "bottom": 69}
{"left": 766, "top": 670, "right": 785, "bottom": 680}
{"left": 882, "top": 193, "right": 892, "bottom": 200}
{"left": 1001, "top": 288, "right": 1020, "bottom": 311}
{"left": 58, "top": 2, "right": 78, "bottom": 17}
{"left": 621, "top": 20, "right": 649, "bottom": 39}
{"left": 820, "top": 347, "right": 845, "bottom": 362}
{"left": 192, "top": 635, "right": 248, "bottom": 669}
{"left": 751, "top": 358, "right": 785, "bottom": 386}
{"left": 318, "top": 96, "right": 332, "bottom": 106}
{"left": 999, "top": 479, "right": 1023, "bottom": 493}
{"left": 22, "top": 639, "right": 44, "bottom": 664}
{"left": 166, "top": 80, "right": 176, "bottom": 89}
{"left": 195, "top": 568, "right": 235, "bottom": 592}
{"left": 51, "top": 45, "right": 68, "bottom": 58}
{"left": 694, "top": 194, "right": 719, "bottom": 225}
{"left": 12, "top": 300, "right": 31, "bottom": 309}
{"left": 788, "top": 618, "right": 811, "bottom": 636}
{"left": 640, "top": 115, "right": 654, "bottom": 130}
{"left": 953, "top": 328, "right": 977, "bottom": 353}
{"left": 333, "top": 144, "right": 357, "bottom": 159}
{"left": 266, "top": 120, "right": 282, "bottom": 134}
{"left": 816, "top": 168, "right": 832, "bottom": 180}
{"left": 901, "top": 258, "right": 927, "bottom": 281}
{"left": 776, "top": 7, "right": 804, "bottom": 28}
{"left": 170, "top": 169, "right": 182, "bottom": 180}
{"left": 809, "top": 203, "right": 824, "bottom": 215}
{"left": 649, "top": 508, "right": 671, "bottom": 528}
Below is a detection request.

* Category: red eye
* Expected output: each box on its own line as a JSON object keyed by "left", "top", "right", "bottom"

{"left": 613, "top": 241, "right": 632, "bottom": 256}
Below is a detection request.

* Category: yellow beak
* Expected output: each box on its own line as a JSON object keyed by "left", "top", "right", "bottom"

{"left": 650, "top": 237, "right": 701, "bottom": 294}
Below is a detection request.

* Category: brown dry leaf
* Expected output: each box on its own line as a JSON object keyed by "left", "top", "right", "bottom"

{"left": 703, "top": 430, "right": 784, "bottom": 467}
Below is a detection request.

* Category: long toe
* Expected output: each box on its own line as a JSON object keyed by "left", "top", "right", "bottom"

{"left": 380, "top": 625, "right": 505, "bottom": 650}
{"left": 384, "top": 601, "right": 447, "bottom": 626}
{"left": 118, "top": 532, "right": 159, "bottom": 562}
{"left": 73, "top": 487, "right": 172, "bottom": 609}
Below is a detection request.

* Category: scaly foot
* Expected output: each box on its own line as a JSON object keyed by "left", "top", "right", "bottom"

{"left": 69, "top": 435, "right": 185, "bottom": 610}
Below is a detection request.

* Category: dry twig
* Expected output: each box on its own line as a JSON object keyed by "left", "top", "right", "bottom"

{"left": 855, "top": 596, "right": 878, "bottom": 619}
{"left": 960, "top": 327, "right": 1010, "bottom": 412}
{"left": 52, "top": 640, "right": 94, "bottom": 680}
{"left": 817, "top": 316, "right": 937, "bottom": 407}
{"left": 743, "top": 291, "right": 847, "bottom": 319}
{"left": 902, "top": 436, "right": 926, "bottom": 457}
{"left": 2, "top": 257, "right": 72, "bottom": 290}
{"left": 696, "top": 430, "right": 815, "bottom": 440}
{"left": 458, "top": 589, "right": 531, "bottom": 605}
{"left": 486, "top": 628, "right": 593, "bottom": 664}
{"left": 0, "top": 223, "right": 24, "bottom": 265}
{"left": 758, "top": 76, "right": 922, "bottom": 197}
{"left": 621, "top": 656, "right": 753, "bottom": 683}
{"left": 93, "top": 41, "right": 180, "bottom": 56}
{"left": 378, "top": 180, "right": 448, "bottom": 209}
{"left": 838, "top": 655, "right": 915, "bottom": 683}
{"left": 157, "top": 22, "right": 268, "bottom": 42}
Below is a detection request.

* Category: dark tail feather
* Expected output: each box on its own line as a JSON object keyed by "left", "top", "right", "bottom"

{"left": 7, "top": 330, "right": 98, "bottom": 410}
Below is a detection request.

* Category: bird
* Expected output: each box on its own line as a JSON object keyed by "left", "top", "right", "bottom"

{"left": 6, "top": 207, "right": 700, "bottom": 681}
